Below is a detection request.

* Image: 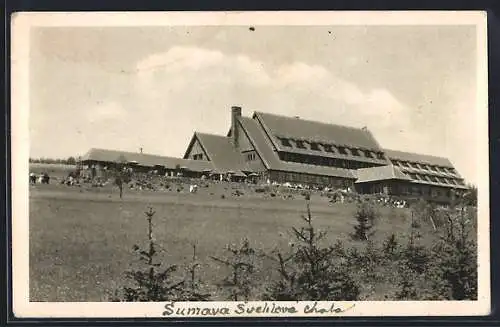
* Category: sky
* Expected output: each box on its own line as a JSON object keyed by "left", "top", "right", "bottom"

{"left": 29, "top": 25, "right": 479, "bottom": 184}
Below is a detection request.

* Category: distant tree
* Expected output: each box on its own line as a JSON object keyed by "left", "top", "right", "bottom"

{"left": 66, "top": 156, "right": 76, "bottom": 165}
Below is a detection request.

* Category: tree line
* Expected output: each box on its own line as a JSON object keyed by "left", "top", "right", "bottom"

{"left": 29, "top": 157, "right": 78, "bottom": 165}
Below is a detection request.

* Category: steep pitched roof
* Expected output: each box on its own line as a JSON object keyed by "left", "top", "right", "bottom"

{"left": 81, "top": 148, "right": 214, "bottom": 172}
{"left": 238, "top": 117, "right": 281, "bottom": 169}
{"left": 191, "top": 132, "right": 250, "bottom": 175}
{"left": 238, "top": 117, "right": 355, "bottom": 179}
{"left": 254, "top": 112, "right": 384, "bottom": 150}
{"left": 355, "top": 165, "right": 412, "bottom": 183}
{"left": 384, "top": 149, "right": 454, "bottom": 168}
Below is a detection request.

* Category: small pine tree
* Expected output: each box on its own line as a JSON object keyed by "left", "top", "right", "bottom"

{"left": 352, "top": 202, "right": 377, "bottom": 241}
{"left": 382, "top": 233, "right": 399, "bottom": 258}
{"left": 177, "top": 243, "right": 211, "bottom": 301}
{"left": 265, "top": 200, "right": 360, "bottom": 301}
{"left": 428, "top": 204, "right": 477, "bottom": 300}
{"left": 395, "top": 263, "right": 419, "bottom": 300}
{"left": 211, "top": 238, "right": 257, "bottom": 301}
{"left": 113, "top": 207, "right": 185, "bottom": 301}
{"left": 403, "top": 215, "right": 430, "bottom": 274}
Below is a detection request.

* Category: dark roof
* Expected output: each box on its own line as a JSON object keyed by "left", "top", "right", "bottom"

{"left": 278, "top": 162, "right": 356, "bottom": 179}
{"left": 81, "top": 148, "right": 213, "bottom": 172}
{"left": 238, "top": 117, "right": 355, "bottom": 179}
{"left": 384, "top": 149, "right": 454, "bottom": 168}
{"left": 254, "top": 111, "right": 385, "bottom": 151}
{"left": 355, "top": 165, "right": 411, "bottom": 183}
{"left": 409, "top": 178, "right": 468, "bottom": 190}
{"left": 189, "top": 132, "right": 250, "bottom": 175}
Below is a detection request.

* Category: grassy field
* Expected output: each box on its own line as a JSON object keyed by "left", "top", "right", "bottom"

{"left": 29, "top": 163, "right": 454, "bottom": 301}
{"left": 29, "top": 180, "right": 442, "bottom": 302}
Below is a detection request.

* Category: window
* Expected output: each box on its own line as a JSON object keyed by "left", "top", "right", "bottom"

{"left": 193, "top": 153, "right": 203, "bottom": 160}
{"left": 323, "top": 144, "right": 334, "bottom": 152}
{"left": 350, "top": 148, "right": 360, "bottom": 156}
{"left": 246, "top": 152, "right": 256, "bottom": 161}
{"left": 295, "top": 140, "right": 306, "bottom": 149}
{"left": 310, "top": 142, "right": 321, "bottom": 151}
{"left": 280, "top": 138, "right": 292, "bottom": 147}
{"left": 338, "top": 146, "right": 348, "bottom": 155}
{"left": 409, "top": 173, "right": 417, "bottom": 180}
{"left": 364, "top": 150, "right": 373, "bottom": 158}
{"left": 376, "top": 152, "right": 385, "bottom": 160}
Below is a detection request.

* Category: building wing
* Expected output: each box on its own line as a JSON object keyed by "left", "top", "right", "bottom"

{"left": 355, "top": 165, "right": 411, "bottom": 183}
{"left": 384, "top": 149, "right": 467, "bottom": 189}
{"left": 81, "top": 148, "right": 214, "bottom": 172}
{"left": 184, "top": 132, "right": 249, "bottom": 176}
{"left": 252, "top": 111, "right": 389, "bottom": 165}
{"left": 238, "top": 116, "right": 356, "bottom": 179}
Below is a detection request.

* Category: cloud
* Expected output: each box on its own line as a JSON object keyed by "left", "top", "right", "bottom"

{"left": 125, "top": 45, "right": 435, "bottom": 158}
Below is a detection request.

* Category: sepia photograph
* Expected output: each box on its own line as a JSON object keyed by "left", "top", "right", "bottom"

{"left": 11, "top": 11, "right": 489, "bottom": 317}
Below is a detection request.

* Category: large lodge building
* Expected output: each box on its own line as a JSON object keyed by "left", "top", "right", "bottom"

{"left": 82, "top": 106, "right": 468, "bottom": 203}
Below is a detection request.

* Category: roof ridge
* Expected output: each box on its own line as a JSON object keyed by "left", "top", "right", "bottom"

{"left": 383, "top": 148, "right": 450, "bottom": 160}
{"left": 87, "top": 148, "right": 180, "bottom": 159}
{"left": 254, "top": 111, "right": 369, "bottom": 132}
{"left": 195, "top": 131, "right": 229, "bottom": 138}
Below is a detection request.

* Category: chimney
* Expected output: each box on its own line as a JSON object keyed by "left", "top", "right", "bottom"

{"left": 231, "top": 106, "right": 242, "bottom": 148}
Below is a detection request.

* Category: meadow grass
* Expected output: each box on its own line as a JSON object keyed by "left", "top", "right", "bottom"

{"left": 29, "top": 181, "right": 437, "bottom": 301}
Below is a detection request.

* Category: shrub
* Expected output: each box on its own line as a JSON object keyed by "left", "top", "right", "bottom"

{"left": 352, "top": 202, "right": 377, "bottom": 241}
{"left": 402, "top": 220, "right": 430, "bottom": 274}
{"left": 382, "top": 233, "right": 399, "bottom": 258}
{"left": 427, "top": 205, "right": 477, "bottom": 300}
{"left": 264, "top": 200, "right": 360, "bottom": 301}
{"left": 395, "top": 263, "right": 420, "bottom": 300}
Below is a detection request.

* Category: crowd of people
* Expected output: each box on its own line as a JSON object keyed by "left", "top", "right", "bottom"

{"left": 29, "top": 172, "right": 50, "bottom": 185}
{"left": 30, "top": 167, "right": 411, "bottom": 209}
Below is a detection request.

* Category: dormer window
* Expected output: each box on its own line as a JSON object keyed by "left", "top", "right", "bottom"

{"left": 338, "top": 146, "right": 348, "bottom": 155}
{"left": 364, "top": 150, "right": 373, "bottom": 158}
{"left": 323, "top": 144, "right": 334, "bottom": 152}
{"left": 350, "top": 148, "right": 360, "bottom": 156}
{"left": 376, "top": 152, "right": 385, "bottom": 160}
{"left": 310, "top": 142, "right": 321, "bottom": 151}
{"left": 295, "top": 140, "right": 306, "bottom": 149}
{"left": 280, "top": 138, "right": 292, "bottom": 147}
